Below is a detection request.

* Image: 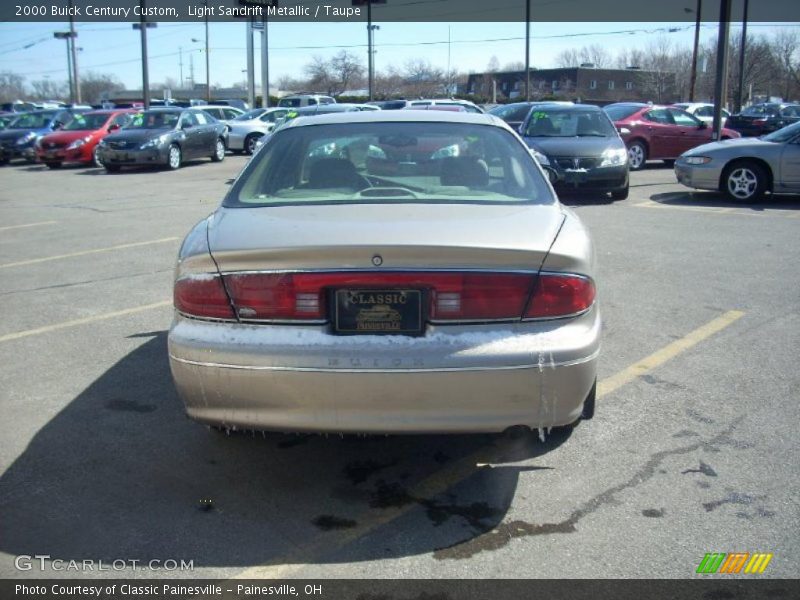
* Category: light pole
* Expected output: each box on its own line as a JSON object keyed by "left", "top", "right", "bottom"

{"left": 68, "top": 0, "right": 80, "bottom": 103}
{"left": 525, "top": 0, "right": 531, "bottom": 101}
{"left": 688, "top": 0, "right": 702, "bottom": 102}
{"left": 735, "top": 0, "right": 749, "bottom": 112}
{"left": 191, "top": 32, "right": 210, "bottom": 102}
{"left": 132, "top": 2, "right": 156, "bottom": 109}
{"left": 53, "top": 32, "right": 75, "bottom": 103}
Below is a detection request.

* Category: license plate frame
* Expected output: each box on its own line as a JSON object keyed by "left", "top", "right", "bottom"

{"left": 333, "top": 289, "right": 423, "bottom": 336}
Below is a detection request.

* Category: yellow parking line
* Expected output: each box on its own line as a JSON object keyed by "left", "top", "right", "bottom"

{"left": 0, "top": 300, "right": 171, "bottom": 344}
{"left": 597, "top": 310, "right": 744, "bottom": 398}
{"left": 634, "top": 200, "right": 799, "bottom": 219}
{"left": 0, "top": 220, "right": 57, "bottom": 232}
{"left": 231, "top": 309, "right": 746, "bottom": 579}
{"left": 0, "top": 237, "right": 179, "bottom": 269}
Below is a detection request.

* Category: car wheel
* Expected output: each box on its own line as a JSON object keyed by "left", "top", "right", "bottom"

{"left": 167, "top": 144, "right": 182, "bottom": 170}
{"left": 627, "top": 141, "right": 647, "bottom": 171}
{"left": 105, "top": 165, "right": 121, "bottom": 173}
{"left": 581, "top": 381, "right": 596, "bottom": 420}
{"left": 92, "top": 146, "right": 104, "bottom": 168}
{"left": 45, "top": 162, "right": 62, "bottom": 169}
{"left": 244, "top": 134, "right": 261, "bottom": 155}
{"left": 610, "top": 186, "right": 629, "bottom": 200}
{"left": 211, "top": 138, "right": 226, "bottom": 162}
{"left": 723, "top": 161, "right": 768, "bottom": 202}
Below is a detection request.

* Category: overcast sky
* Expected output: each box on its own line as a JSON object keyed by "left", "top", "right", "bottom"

{"left": 0, "top": 20, "right": 795, "bottom": 91}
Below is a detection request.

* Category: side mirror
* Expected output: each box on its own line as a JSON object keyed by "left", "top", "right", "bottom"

{"left": 53, "top": 121, "right": 63, "bottom": 130}
{"left": 108, "top": 124, "right": 120, "bottom": 132}
{"left": 541, "top": 165, "right": 559, "bottom": 184}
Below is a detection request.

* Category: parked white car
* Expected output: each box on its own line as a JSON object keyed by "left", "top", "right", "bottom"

{"left": 672, "top": 102, "right": 730, "bottom": 126}
{"left": 226, "top": 107, "right": 289, "bottom": 154}
{"left": 277, "top": 94, "right": 336, "bottom": 108}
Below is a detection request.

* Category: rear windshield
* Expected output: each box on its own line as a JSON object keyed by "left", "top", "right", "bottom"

{"left": 225, "top": 121, "right": 550, "bottom": 207}
{"left": 741, "top": 105, "right": 779, "bottom": 117}
{"left": 524, "top": 109, "right": 617, "bottom": 137}
{"left": 63, "top": 113, "right": 109, "bottom": 130}
{"left": 603, "top": 105, "right": 642, "bottom": 121}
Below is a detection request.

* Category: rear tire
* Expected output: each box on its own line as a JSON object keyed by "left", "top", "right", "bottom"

{"left": 244, "top": 134, "right": 261, "bottom": 155}
{"left": 45, "top": 161, "right": 62, "bottom": 169}
{"left": 722, "top": 160, "right": 768, "bottom": 202}
{"left": 627, "top": 141, "right": 647, "bottom": 171}
{"left": 610, "top": 185, "right": 629, "bottom": 200}
{"left": 92, "top": 146, "right": 104, "bottom": 168}
{"left": 211, "top": 138, "right": 226, "bottom": 162}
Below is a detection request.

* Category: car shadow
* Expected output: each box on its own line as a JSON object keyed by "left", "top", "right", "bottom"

{"left": 651, "top": 191, "right": 800, "bottom": 212}
{"left": 557, "top": 190, "right": 615, "bottom": 206}
{"left": 0, "top": 332, "right": 571, "bottom": 570}
{"left": 75, "top": 161, "right": 217, "bottom": 176}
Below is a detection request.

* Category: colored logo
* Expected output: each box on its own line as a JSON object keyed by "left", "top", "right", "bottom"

{"left": 696, "top": 552, "right": 773, "bottom": 574}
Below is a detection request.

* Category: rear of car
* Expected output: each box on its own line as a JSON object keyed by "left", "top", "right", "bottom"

{"left": 726, "top": 103, "right": 800, "bottom": 137}
{"left": 278, "top": 95, "right": 336, "bottom": 108}
{"left": 168, "top": 112, "right": 600, "bottom": 435}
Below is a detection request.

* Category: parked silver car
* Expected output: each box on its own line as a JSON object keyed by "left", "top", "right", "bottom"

{"left": 675, "top": 121, "right": 800, "bottom": 201}
{"left": 226, "top": 107, "right": 289, "bottom": 154}
{"left": 168, "top": 111, "right": 600, "bottom": 435}
{"left": 200, "top": 105, "right": 245, "bottom": 126}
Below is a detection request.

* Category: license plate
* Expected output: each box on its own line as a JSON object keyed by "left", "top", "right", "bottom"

{"left": 334, "top": 289, "right": 423, "bottom": 335}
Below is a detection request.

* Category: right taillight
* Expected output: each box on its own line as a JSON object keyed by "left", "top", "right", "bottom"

{"left": 524, "top": 273, "right": 596, "bottom": 319}
{"left": 174, "top": 275, "right": 235, "bottom": 320}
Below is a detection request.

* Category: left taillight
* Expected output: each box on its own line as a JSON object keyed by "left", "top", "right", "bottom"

{"left": 524, "top": 273, "right": 596, "bottom": 319}
{"left": 174, "top": 275, "right": 235, "bottom": 320}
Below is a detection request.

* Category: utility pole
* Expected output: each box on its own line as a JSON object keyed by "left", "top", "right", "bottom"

{"left": 525, "top": 0, "right": 531, "bottom": 101}
{"left": 689, "top": 0, "right": 702, "bottom": 102}
{"left": 132, "top": 1, "right": 154, "bottom": 109}
{"left": 68, "top": 0, "right": 80, "bottom": 103}
{"left": 261, "top": 15, "right": 269, "bottom": 107}
{"left": 189, "top": 54, "right": 195, "bottom": 88}
{"left": 711, "top": 0, "right": 732, "bottom": 141}
{"left": 246, "top": 20, "right": 255, "bottom": 108}
{"left": 735, "top": 0, "right": 749, "bottom": 113}
{"left": 54, "top": 31, "right": 75, "bottom": 102}
{"left": 179, "top": 47, "right": 183, "bottom": 88}
{"left": 205, "top": 0, "right": 211, "bottom": 102}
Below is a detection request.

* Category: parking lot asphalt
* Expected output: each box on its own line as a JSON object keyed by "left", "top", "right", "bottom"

{"left": 0, "top": 156, "right": 798, "bottom": 579}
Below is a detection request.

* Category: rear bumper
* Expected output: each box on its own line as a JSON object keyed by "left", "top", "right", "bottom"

{"left": 168, "top": 307, "right": 601, "bottom": 434}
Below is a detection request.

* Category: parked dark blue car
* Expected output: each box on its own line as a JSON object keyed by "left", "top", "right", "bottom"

{"left": 0, "top": 109, "right": 86, "bottom": 164}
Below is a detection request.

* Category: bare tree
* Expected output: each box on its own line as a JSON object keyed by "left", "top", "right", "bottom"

{"left": 579, "top": 44, "right": 611, "bottom": 68}
{"left": 503, "top": 61, "right": 525, "bottom": 72}
{"left": 555, "top": 48, "right": 580, "bottom": 68}
{"left": 486, "top": 56, "right": 500, "bottom": 73}
{"left": 0, "top": 71, "right": 26, "bottom": 102}
{"left": 78, "top": 72, "right": 124, "bottom": 104}
{"left": 28, "top": 79, "right": 68, "bottom": 101}
{"left": 771, "top": 30, "right": 800, "bottom": 100}
{"left": 403, "top": 58, "right": 446, "bottom": 97}
{"left": 304, "top": 55, "right": 335, "bottom": 95}
{"left": 329, "top": 50, "right": 365, "bottom": 94}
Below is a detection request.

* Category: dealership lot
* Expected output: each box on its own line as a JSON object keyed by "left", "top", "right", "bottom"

{"left": 0, "top": 158, "right": 798, "bottom": 579}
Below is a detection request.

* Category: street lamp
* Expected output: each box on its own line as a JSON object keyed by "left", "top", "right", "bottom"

{"left": 132, "top": 4, "right": 157, "bottom": 109}
{"left": 192, "top": 0, "right": 211, "bottom": 103}
{"left": 53, "top": 31, "right": 76, "bottom": 103}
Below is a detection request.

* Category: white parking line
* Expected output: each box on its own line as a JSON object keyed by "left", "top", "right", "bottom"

{"left": 0, "top": 220, "right": 57, "bottom": 232}
{"left": 0, "top": 237, "right": 179, "bottom": 269}
{"left": 0, "top": 301, "right": 172, "bottom": 344}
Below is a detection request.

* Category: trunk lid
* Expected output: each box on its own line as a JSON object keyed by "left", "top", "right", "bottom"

{"left": 207, "top": 203, "right": 564, "bottom": 273}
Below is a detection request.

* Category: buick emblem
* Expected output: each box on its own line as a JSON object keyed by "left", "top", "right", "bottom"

{"left": 371, "top": 255, "right": 383, "bottom": 267}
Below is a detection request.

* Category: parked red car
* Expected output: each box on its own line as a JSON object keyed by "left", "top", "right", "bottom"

{"left": 36, "top": 109, "right": 138, "bottom": 168}
{"left": 603, "top": 103, "right": 740, "bottom": 170}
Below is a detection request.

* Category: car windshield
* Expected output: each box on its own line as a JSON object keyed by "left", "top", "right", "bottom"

{"left": 603, "top": 105, "right": 642, "bottom": 121}
{"left": 235, "top": 109, "right": 264, "bottom": 121}
{"left": 227, "top": 121, "right": 549, "bottom": 207}
{"left": 8, "top": 112, "right": 55, "bottom": 129}
{"left": 126, "top": 111, "right": 179, "bottom": 129}
{"left": 742, "top": 105, "right": 778, "bottom": 117}
{"left": 762, "top": 121, "right": 800, "bottom": 143}
{"left": 63, "top": 113, "right": 109, "bottom": 131}
{"left": 524, "top": 109, "right": 617, "bottom": 137}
